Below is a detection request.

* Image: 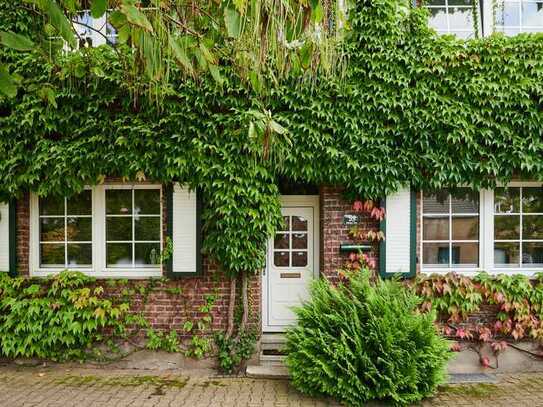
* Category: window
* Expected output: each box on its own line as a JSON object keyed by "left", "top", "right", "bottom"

{"left": 424, "top": 0, "right": 478, "bottom": 38}
{"left": 422, "top": 189, "right": 480, "bottom": 270}
{"left": 273, "top": 216, "right": 308, "bottom": 268}
{"left": 494, "top": 0, "right": 543, "bottom": 35}
{"left": 31, "top": 185, "right": 163, "bottom": 277}
{"left": 72, "top": 10, "right": 117, "bottom": 48}
{"left": 39, "top": 191, "right": 92, "bottom": 268}
{"left": 105, "top": 187, "right": 162, "bottom": 268}
{"left": 494, "top": 186, "right": 543, "bottom": 268}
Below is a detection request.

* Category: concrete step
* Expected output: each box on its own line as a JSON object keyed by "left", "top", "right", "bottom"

{"left": 259, "top": 354, "right": 286, "bottom": 363}
{"left": 246, "top": 363, "right": 289, "bottom": 379}
{"left": 261, "top": 333, "right": 287, "bottom": 345}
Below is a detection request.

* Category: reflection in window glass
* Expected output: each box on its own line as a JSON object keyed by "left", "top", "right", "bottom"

{"left": 106, "top": 188, "right": 161, "bottom": 268}
{"left": 39, "top": 191, "right": 92, "bottom": 268}
{"left": 422, "top": 189, "right": 479, "bottom": 269}
{"left": 494, "top": 0, "right": 543, "bottom": 34}
{"left": 424, "top": 0, "right": 478, "bottom": 38}
{"left": 494, "top": 187, "right": 543, "bottom": 268}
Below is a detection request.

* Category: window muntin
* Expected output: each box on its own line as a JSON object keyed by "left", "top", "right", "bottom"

{"left": 494, "top": 187, "right": 543, "bottom": 268}
{"left": 494, "top": 0, "right": 543, "bottom": 35}
{"left": 39, "top": 191, "right": 92, "bottom": 268}
{"left": 425, "top": 0, "right": 478, "bottom": 38}
{"left": 273, "top": 216, "right": 308, "bottom": 268}
{"left": 105, "top": 188, "right": 162, "bottom": 268}
{"left": 422, "top": 189, "right": 480, "bottom": 270}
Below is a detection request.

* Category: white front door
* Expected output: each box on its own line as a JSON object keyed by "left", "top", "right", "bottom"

{"left": 263, "top": 196, "right": 319, "bottom": 332}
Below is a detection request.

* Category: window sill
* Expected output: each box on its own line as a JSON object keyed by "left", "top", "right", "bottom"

{"left": 31, "top": 269, "right": 163, "bottom": 279}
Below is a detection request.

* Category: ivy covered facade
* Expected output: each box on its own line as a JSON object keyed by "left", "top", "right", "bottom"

{"left": 1, "top": 0, "right": 543, "bottom": 337}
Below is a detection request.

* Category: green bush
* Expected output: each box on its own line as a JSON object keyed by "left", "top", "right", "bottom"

{"left": 285, "top": 270, "right": 452, "bottom": 406}
{"left": 0, "top": 271, "right": 131, "bottom": 360}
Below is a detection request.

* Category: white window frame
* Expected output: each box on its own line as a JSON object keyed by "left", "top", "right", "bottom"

{"left": 422, "top": 0, "right": 543, "bottom": 38}
{"left": 37, "top": 189, "right": 93, "bottom": 270}
{"left": 420, "top": 189, "right": 484, "bottom": 274}
{"left": 30, "top": 184, "right": 163, "bottom": 278}
{"left": 424, "top": 0, "right": 481, "bottom": 38}
{"left": 492, "top": 0, "right": 543, "bottom": 35}
{"left": 421, "top": 182, "right": 543, "bottom": 276}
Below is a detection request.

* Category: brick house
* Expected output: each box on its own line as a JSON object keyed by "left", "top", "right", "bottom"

{"left": 0, "top": 1, "right": 542, "bottom": 338}
{"left": 1, "top": 181, "right": 541, "bottom": 334}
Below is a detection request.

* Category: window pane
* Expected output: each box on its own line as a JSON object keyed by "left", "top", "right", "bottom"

{"left": 134, "top": 217, "right": 161, "bottom": 241}
{"left": 495, "top": 215, "right": 520, "bottom": 239}
{"left": 451, "top": 189, "right": 479, "bottom": 213}
{"left": 67, "top": 244, "right": 92, "bottom": 267}
{"left": 292, "top": 233, "right": 308, "bottom": 249}
{"left": 107, "top": 217, "right": 132, "bottom": 241}
{"left": 40, "top": 196, "right": 64, "bottom": 216}
{"left": 451, "top": 243, "right": 478, "bottom": 266}
{"left": 521, "top": 1, "right": 543, "bottom": 27}
{"left": 523, "top": 242, "right": 543, "bottom": 266}
{"left": 427, "top": 0, "right": 445, "bottom": 5}
{"left": 106, "top": 190, "right": 132, "bottom": 215}
{"left": 495, "top": 187, "right": 520, "bottom": 213}
{"left": 423, "top": 191, "right": 449, "bottom": 214}
{"left": 274, "top": 233, "right": 289, "bottom": 249}
{"left": 134, "top": 189, "right": 161, "bottom": 215}
{"left": 292, "top": 251, "right": 308, "bottom": 267}
{"left": 423, "top": 217, "right": 449, "bottom": 240}
{"left": 67, "top": 190, "right": 92, "bottom": 215}
{"left": 495, "top": 1, "right": 521, "bottom": 26}
{"left": 522, "top": 214, "right": 543, "bottom": 239}
{"left": 135, "top": 243, "right": 161, "bottom": 266}
{"left": 67, "top": 217, "right": 92, "bottom": 242}
{"left": 452, "top": 216, "right": 479, "bottom": 240}
{"left": 522, "top": 187, "right": 543, "bottom": 213}
{"left": 292, "top": 216, "right": 308, "bottom": 231}
{"left": 278, "top": 216, "right": 289, "bottom": 232}
{"left": 40, "top": 244, "right": 65, "bottom": 267}
{"left": 428, "top": 8, "right": 448, "bottom": 31}
{"left": 423, "top": 243, "right": 450, "bottom": 267}
{"left": 40, "top": 218, "right": 64, "bottom": 242}
{"left": 274, "top": 251, "right": 289, "bottom": 267}
{"left": 494, "top": 242, "right": 520, "bottom": 266}
{"left": 448, "top": 7, "right": 474, "bottom": 30}
{"left": 107, "top": 243, "right": 132, "bottom": 267}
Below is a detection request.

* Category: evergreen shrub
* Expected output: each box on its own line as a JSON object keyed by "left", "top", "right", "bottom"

{"left": 285, "top": 270, "right": 452, "bottom": 406}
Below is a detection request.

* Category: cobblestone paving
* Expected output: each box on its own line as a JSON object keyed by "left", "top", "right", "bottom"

{"left": 1, "top": 365, "right": 543, "bottom": 406}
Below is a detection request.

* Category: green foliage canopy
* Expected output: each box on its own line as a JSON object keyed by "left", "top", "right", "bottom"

{"left": 1, "top": 0, "right": 543, "bottom": 274}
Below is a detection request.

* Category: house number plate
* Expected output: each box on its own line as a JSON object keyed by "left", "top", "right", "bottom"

{"left": 343, "top": 214, "right": 360, "bottom": 225}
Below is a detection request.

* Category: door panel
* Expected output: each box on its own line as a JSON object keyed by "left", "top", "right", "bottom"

{"left": 266, "top": 206, "right": 315, "bottom": 328}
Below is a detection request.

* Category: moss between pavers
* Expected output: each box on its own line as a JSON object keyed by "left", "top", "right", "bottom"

{"left": 56, "top": 374, "right": 189, "bottom": 388}
{"left": 439, "top": 383, "right": 498, "bottom": 399}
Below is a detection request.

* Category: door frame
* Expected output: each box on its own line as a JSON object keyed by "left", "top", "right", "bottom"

{"left": 262, "top": 195, "right": 320, "bottom": 332}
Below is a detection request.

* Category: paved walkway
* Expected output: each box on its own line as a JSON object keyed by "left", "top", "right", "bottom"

{"left": 1, "top": 364, "right": 543, "bottom": 406}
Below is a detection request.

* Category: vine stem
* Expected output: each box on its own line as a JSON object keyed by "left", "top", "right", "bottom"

{"left": 225, "top": 276, "right": 237, "bottom": 339}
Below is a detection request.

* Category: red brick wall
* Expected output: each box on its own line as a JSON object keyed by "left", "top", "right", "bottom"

{"left": 14, "top": 187, "right": 260, "bottom": 335}
{"left": 319, "top": 186, "right": 380, "bottom": 282}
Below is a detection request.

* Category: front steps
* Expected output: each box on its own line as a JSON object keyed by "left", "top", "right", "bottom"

{"left": 246, "top": 333, "right": 289, "bottom": 379}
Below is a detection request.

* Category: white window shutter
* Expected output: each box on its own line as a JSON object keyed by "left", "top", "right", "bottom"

{"left": 379, "top": 188, "right": 416, "bottom": 277}
{"left": 0, "top": 202, "right": 10, "bottom": 272}
{"left": 169, "top": 184, "right": 201, "bottom": 276}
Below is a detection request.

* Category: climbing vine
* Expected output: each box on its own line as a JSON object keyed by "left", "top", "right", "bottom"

{"left": 1, "top": 0, "right": 543, "bottom": 277}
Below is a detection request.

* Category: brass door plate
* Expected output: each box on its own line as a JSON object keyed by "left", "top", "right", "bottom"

{"left": 280, "top": 272, "right": 301, "bottom": 278}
